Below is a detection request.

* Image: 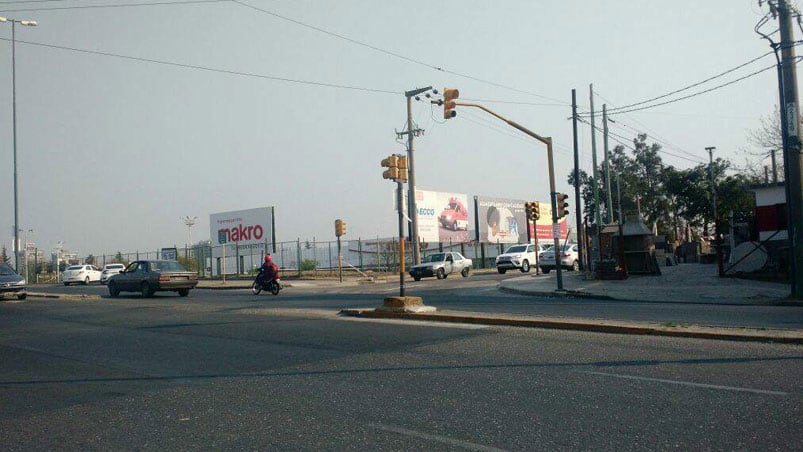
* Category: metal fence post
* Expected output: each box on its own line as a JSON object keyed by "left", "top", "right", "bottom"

{"left": 297, "top": 238, "right": 302, "bottom": 277}
{"left": 358, "top": 238, "right": 363, "bottom": 269}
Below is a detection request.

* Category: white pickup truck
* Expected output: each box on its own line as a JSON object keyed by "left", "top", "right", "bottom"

{"left": 495, "top": 244, "right": 539, "bottom": 274}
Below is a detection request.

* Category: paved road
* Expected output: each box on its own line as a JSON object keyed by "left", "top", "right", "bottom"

{"left": 27, "top": 274, "right": 803, "bottom": 329}
{"left": 1, "top": 284, "right": 801, "bottom": 450}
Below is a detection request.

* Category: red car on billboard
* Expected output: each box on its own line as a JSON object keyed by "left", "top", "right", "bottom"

{"left": 439, "top": 198, "right": 469, "bottom": 231}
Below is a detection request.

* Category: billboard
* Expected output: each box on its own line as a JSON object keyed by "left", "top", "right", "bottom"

{"left": 209, "top": 207, "right": 274, "bottom": 257}
{"left": 475, "top": 196, "right": 527, "bottom": 244}
{"left": 529, "top": 202, "right": 570, "bottom": 241}
{"left": 415, "top": 190, "right": 471, "bottom": 244}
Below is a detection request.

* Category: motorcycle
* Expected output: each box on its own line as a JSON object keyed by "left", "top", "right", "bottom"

{"left": 252, "top": 269, "right": 282, "bottom": 296}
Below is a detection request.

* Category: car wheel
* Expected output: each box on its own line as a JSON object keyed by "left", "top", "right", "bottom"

{"left": 84, "top": 276, "right": 90, "bottom": 285}
{"left": 413, "top": 276, "right": 421, "bottom": 281}
{"left": 178, "top": 289, "right": 189, "bottom": 297}
{"left": 140, "top": 282, "right": 154, "bottom": 298}
{"left": 17, "top": 293, "right": 26, "bottom": 300}
{"left": 520, "top": 260, "right": 530, "bottom": 273}
{"left": 461, "top": 267, "right": 470, "bottom": 277}
{"left": 497, "top": 268, "right": 506, "bottom": 274}
{"left": 108, "top": 281, "right": 120, "bottom": 298}
{"left": 542, "top": 268, "right": 551, "bottom": 274}
{"left": 436, "top": 268, "right": 446, "bottom": 280}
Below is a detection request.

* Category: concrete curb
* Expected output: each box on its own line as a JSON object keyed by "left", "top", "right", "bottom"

{"left": 498, "top": 284, "right": 615, "bottom": 300}
{"left": 338, "top": 309, "right": 803, "bottom": 344}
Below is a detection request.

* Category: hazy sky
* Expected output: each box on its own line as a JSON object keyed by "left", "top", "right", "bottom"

{"left": 0, "top": 0, "right": 795, "bottom": 256}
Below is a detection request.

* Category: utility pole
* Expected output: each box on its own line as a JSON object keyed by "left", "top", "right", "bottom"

{"left": 771, "top": 149, "right": 778, "bottom": 182}
{"left": 589, "top": 84, "right": 602, "bottom": 227}
{"left": 571, "top": 89, "right": 584, "bottom": 270}
{"left": 706, "top": 146, "right": 723, "bottom": 277}
{"left": 401, "top": 86, "right": 433, "bottom": 266}
{"left": 603, "top": 104, "right": 614, "bottom": 224}
{"left": 778, "top": 0, "right": 803, "bottom": 298}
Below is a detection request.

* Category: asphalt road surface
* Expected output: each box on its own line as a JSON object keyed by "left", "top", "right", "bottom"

{"left": 1, "top": 280, "right": 801, "bottom": 450}
{"left": 25, "top": 273, "right": 803, "bottom": 329}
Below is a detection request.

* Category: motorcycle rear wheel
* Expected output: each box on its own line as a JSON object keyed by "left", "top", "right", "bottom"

{"left": 270, "top": 282, "right": 280, "bottom": 296}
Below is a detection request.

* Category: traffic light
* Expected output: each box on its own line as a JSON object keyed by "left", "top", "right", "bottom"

{"left": 381, "top": 154, "right": 407, "bottom": 182}
{"left": 335, "top": 219, "right": 346, "bottom": 237}
{"left": 443, "top": 87, "right": 459, "bottom": 119}
{"left": 524, "top": 201, "right": 537, "bottom": 221}
{"left": 554, "top": 193, "right": 569, "bottom": 218}
{"left": 396, "top": 155, "right": 408, "bottom": 182}
{"left": 533, "top": 201, "right": 541, "bottom": 220}
{"left": 381, "top": 155, "right": 400, "bottom": 180}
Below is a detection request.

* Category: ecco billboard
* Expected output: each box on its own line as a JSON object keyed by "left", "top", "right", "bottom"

{"left": 415, "top": 190, "right": 471, "bottom": 244}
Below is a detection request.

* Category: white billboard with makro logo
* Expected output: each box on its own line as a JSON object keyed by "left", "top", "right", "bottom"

{"left": 209, "top": 207, "right": 274, "bottom": 257}
{"left": 415, "top": 190, "right": 471, "bottom": 244}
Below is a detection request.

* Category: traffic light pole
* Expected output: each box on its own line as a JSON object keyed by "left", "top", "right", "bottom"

{"left": 404, "top": 87, "right": 432, "bottom": 266}
{"left": 396, "top": 181, "right": 406, "bottom": 296}
{"left": 453, "top": 101, "right": 564, "bottom": 290}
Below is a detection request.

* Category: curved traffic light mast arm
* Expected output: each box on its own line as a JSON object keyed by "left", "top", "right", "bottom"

{"left": 450, "top": 100, "right": 565, "bottom": 290}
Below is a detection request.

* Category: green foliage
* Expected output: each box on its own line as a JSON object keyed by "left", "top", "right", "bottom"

{"left": 1, "top": 246, "right": 8, "bottom": 264}
{"left": 85, "top": 254, "right": 96, "bottom": 265}
{"left": 300, "top": 259, "right": 318, "bottom": 271}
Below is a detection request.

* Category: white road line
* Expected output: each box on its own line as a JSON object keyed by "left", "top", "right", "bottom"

{"left": 579, "top": 370, "right": 789, "bottom": 396}
{"left": 368, "top": 423, "right": 507, "bottom": 452}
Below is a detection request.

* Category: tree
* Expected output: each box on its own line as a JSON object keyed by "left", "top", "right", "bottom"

{"left": 85, "top": 254, "right": 96, "bottom": 265}
{"left": 1, "top": 246, "right": 8, "bottom": 264}
{"left": 741, "top": 106, "right": 803, "bottom": 181}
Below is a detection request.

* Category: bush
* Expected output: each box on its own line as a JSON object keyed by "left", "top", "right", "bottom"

{"left": 300, "top": 259, "right": 318, "bottom": 271}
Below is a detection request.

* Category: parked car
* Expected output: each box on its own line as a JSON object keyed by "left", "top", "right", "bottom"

{"left": 108, "top": 260, "right": 198, "bottom": 298}
{"left": 0, "top": 263, "right": 26, "bottom": 300}
{"left": 62, "top": 264, "right": 102, "bottom": 285}
{"left": 100, "top": 263, "right": 126, "bottom": 284}
{"left": 539, "top": 244, "right": 580, "bottom": 273}
{"left": 438, "top": 198, "right": 469, "bottom": 231}
{"left": 409, "top": 252, "right": 473, "bottom": 281}
{"left": 496, "top": 244, "right": 541, "bottom": 273}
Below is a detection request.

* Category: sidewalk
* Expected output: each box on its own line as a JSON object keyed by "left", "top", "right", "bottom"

{"left": 499, "top": 263, "right": 796, "bottom": 306}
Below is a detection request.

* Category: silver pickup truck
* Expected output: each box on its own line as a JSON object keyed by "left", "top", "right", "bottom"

{"left": 409, "top": 252, "right": 473, "bottom": 281}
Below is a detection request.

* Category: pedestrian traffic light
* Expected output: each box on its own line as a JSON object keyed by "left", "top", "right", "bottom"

{"left": 555, "top": 193, "right": 569, "bottom": 218}
{"left": 335, "top": 219, "right": 346, "bottom": 237}
{"left": 443, "top": 87, "right": 459, "bottom": 119}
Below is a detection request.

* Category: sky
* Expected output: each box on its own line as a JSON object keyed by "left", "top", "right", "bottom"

{"left": 0, "top": 0, "right": 798, "bottom": 258}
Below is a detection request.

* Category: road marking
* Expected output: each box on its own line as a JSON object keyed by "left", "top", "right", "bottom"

{"left": 368, "top": 423, "right": 507, "bottom": 452}
{"left": 339, "top": 317, "right": 488, "bottom": 330}
{"left": 579, "top": 370, "right": 789, "bottom": 396}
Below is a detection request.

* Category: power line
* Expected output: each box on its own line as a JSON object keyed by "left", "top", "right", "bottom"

{"left": 580, "top": 51, "right": 774, "bottom": 116}
{"left": 0, "top": 0, "right": 228, "bottom": 12}
{"left": 230, "top": 0, "right": 570, "bottom": 106}
{"left": 606, "top": 118, "right": 704, "bottom": 162}
{"left": 2, "top": 38, "right": 401, "bottom": 94}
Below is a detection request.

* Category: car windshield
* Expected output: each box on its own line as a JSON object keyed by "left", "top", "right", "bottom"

{"left": 505, "top": 245, "right": 527, "bottom": 253}
{"left": 149, "top": 260, "right": 187, "bottom": 272}
{"left": 0, "top": 263, "right": 17, "bottom": 276}
{"left": 67, "top": 265, "right": 83, "bottom": 270}
{"left": 423, "top": 253, "right": 445, "bottom": 263}
{"left": 107, "top": 265, "right": 124, "bottom": 269}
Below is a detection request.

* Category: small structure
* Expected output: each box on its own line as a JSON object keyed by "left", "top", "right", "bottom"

{"left": 621, "top": 215, "right": 660, "bottom": 275}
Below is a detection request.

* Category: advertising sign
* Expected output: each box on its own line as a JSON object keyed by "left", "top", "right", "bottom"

{"left": 210, "top": 207, "right": 274, "bottom": 257}
{"left": 160, "top": 248, "right": 178, "bottom": 260}
{"left": 475, "top": 196, "right": 527, "bottom": 244}
{"left": 528, "top": 202, "right": 570, "bottom": 241}
{"left": 415, "top": 190, "right": 471, "bottom": 244}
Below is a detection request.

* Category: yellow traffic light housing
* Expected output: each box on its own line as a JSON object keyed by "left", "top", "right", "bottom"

{"left": 533, "top": 201, "right": 541, "bottom": 220}
{"left": 443, "top": 88, "right": 459, "bottom": 119}
{"left": 555, "top": 193, "right": 569, "bottom": 218}
{"left": 381, "top": 154, "right": 407, "bottom": 182}
{"left": 335, "top": 219, "right": 346, "bottom": 237}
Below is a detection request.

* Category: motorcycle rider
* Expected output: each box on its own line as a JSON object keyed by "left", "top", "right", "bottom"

{"left": 258, "top": 254, "right": 278, "bottom": 286}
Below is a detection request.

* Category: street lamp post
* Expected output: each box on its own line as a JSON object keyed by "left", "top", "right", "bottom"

{"left": 182, "top": 216, "right": 198, "bottom": 248}
{"left": 0, "top": 16, "right": 37, "bottom": 272}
